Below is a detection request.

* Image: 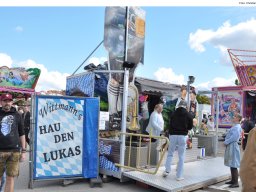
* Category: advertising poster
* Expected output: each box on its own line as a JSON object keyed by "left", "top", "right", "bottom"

{"left": 127, "top": 7, "right": 145, "bottom": 82}
{"left": 34, "top": 95, "right": 99, "bottom": 179}
{"left": 246, "top": 65, "right": 256, "bottom": 86}
{"left": 104, "top": 6, "right": 146, "bottom": 130}
{"left": 217, "top": 91, "right": 242, "bottom": 127}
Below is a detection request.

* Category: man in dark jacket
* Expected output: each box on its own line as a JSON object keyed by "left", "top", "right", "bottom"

{"left": 242, "top": 116, "right": 254, "bottom": 150}
{"left": 163, "top": 100, "right": 193, "bottom": 181}
{"left": 22, "top": 102, "right": 31, "bottom": 148}
{"left": 0, "top": 93, "right": 26, "bottom": 192}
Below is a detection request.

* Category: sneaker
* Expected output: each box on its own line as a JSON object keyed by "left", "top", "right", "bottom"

{"left": 176, "top": 177, "right": 184, "bottom": 181}
{"left": 162, "top": 171, "right": 169, "bottom": 177}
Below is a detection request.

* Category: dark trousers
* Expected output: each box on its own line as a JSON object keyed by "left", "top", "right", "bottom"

{"left": 242, "top": 137, "right": 248, "bottom": 150}
{"left": 25, "top": 128, "right": 30, "bottom": 145}
{"left": 230, "top": 167, "right": 239, "bottom": 184}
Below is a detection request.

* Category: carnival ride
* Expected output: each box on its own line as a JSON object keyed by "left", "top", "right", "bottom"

{"left": 228, "top": 49, "right": 256, "bottom": 86}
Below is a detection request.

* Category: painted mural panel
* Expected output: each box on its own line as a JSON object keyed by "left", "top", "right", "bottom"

{"left": 246, "top": 65, "right": 256, "bottom": 86}
{"left": 216, "top": 91, "right": 242, "bottom": 127}
{"left": 0, "top": 66, "right": 40, "bottom": 89}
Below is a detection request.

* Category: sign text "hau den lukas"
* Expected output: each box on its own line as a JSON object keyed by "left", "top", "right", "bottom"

{"left": 38, "top": 101, "right": 83, "bottom": 163}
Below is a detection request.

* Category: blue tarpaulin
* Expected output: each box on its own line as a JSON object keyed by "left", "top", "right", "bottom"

{"left": 83, "top": 98, "right": 99, "bottom": 178}
{"left": 66, "top": 72, "right": 95, "bottom": 97}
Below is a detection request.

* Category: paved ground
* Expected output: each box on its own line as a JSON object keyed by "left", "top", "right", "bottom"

{"left": 13, "top": 140, "right": 243, "bottom": 192}
{"left": 193, "top": 140, "right": 243, "bottom": 192}
{"left": 14, "top": 152, "right": 163, "bottom": 192}
{"left": 15, "top": 158, "right": 163, "bottom": 192}
{"left": 194, "top": 179, "right": 242, "bottom": 192}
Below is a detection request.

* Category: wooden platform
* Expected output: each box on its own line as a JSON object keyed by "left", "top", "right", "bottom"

{"left": 123, "top": 157, "right": 230, "bottom": 192}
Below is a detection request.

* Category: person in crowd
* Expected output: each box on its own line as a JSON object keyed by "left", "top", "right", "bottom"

{"left": 187, "top": 88, "right": 198, "bottom": 146}
{"left": 200, "top": 118, "right": 208, "bottom": 135}
{"left": 0, "top": 93, "right": 26, "bottom": 192}
{"left": 139, "top": 94, "right": 149, "bottom": 135}
{"left": 223, "top": 114, "right": 242, "bottom": 188}
{"left": 162, "top": 100, "right": 193, "bottom": 181}
{"left": 175, "top": 85, "right": 187, "bottom": 109}
{"left": 188, "top": 90, "right": 198, "bottom": 119}
{"left": 192, "top": 118, "right": 199, "bottom": 134}
{"left": 22, "top": 102, "right": 31, "bottom": 149}
{"left": 207, "top": 115, "right": 215, "bottom": 134}
{"left": 0, "top": 103, "right": 4, "bottom": 192}
{"left": 0, "top": 102, "right": 4, "bottom": 192}
{"left": 240, "top": 127, "right": 256, "bottom": 192}
{"left": 146, "top": 103, "right": 164, "bottom": 143}
{"left": 241, "top": 116, "right": 254, "bottom": 150}
{"left": 17, "top": 106, "right": 24, "bottom": 116}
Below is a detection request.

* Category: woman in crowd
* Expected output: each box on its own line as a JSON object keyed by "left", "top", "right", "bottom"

{"left": 224, "top": 114, "right": 242, "bottom": 188}
{"left": 207, "top": 115, "right": 215, "bottom": 134}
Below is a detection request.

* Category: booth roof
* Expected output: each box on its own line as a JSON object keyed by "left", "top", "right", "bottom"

{"left": 0, "top": 86, "right": 35, "bottom": 94}
{"left": 135, "top": 77, "right": 181, "bottom": 96}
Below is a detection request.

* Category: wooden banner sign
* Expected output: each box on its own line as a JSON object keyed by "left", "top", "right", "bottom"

{"left": 0, "top": 66, "right": 41, "bottom": 89}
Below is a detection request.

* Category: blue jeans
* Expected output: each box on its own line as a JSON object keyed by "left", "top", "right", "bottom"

{"left": 0, "top": 171, "right": 6, "bottom": 192}
{"left": 164, "top": 135, "right": 186, "bottom": 178}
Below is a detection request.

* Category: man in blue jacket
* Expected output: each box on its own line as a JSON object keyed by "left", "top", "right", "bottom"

{"left": 0, "top": 93, "right": 26, "bottom": 192}
{"left": 163, "top": 100, "right": 193, "bottom": 181}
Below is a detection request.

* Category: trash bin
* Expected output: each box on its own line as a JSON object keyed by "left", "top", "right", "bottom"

{"left": 195, "top": 135, "right": 215, "bottom": 156}
{"left": 198, "top": 146, "right": 206, "bottom": 158}
{"left": 125, "top": 144, "right": 148, "bottom": 167}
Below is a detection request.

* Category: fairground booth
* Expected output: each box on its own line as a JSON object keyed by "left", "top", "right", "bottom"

{"left": 65, "top": 6, "right": 209, "bottom": 185}
{"left": 212, "top": 49, "right": 256, "bottom": 129}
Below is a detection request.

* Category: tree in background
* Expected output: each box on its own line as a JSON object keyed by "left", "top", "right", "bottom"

{"left": 196, "top": 94, "right": 211, "bottom": 105}
{"left": 235, "top": 79, "right": 240, "bottom": 85}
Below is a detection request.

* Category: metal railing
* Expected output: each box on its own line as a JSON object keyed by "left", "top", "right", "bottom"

{"left": 115, "top": 132, "right": 169, "bottom": 175}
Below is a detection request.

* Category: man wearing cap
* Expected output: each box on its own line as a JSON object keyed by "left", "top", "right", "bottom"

{"left": 163, "top": 100, "right": 193, "bottom": 181}
{"left": 0, "top": 93, "right": 26, "bottom": 192}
